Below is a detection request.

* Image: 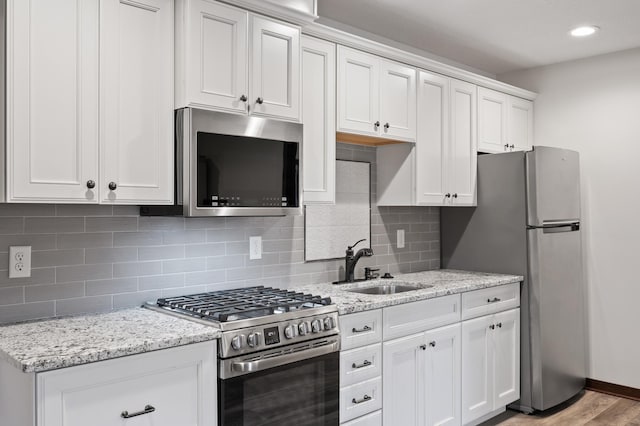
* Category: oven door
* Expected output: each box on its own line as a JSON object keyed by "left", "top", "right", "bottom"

{"left": 219, "top": 338, "right": 340, "bottom": 426}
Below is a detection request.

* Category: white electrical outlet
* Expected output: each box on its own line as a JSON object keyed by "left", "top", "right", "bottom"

{"left": 397, "top": 229, "right": 405, "bottom": 249}
{"left": 249, "top": 236, "right": 262, "bottom": 260}
{"left": 9, "top": 246, "right": 32, "bottom": 278}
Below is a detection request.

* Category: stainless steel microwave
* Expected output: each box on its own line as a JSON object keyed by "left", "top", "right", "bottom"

{"left": 147, "top": 108, "right": 303, "bottom": 217}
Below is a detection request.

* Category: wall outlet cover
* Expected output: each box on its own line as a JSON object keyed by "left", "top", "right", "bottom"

{"left": 9, "top": 246, "right": 32, "bottom": 278}
{"left": 249, "top": 236, "right": 262, "bottom": 260}
{"left": 397, "top": 229, "right": 405, "bottom": 249}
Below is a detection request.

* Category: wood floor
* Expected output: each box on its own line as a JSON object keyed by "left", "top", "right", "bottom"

{"left": 482, "top": 391, "right": 640, "bottom": 425}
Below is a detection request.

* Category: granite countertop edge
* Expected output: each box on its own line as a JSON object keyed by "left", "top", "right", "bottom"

{"left": 0, "top": 307, "right": 222, "bottom": 374}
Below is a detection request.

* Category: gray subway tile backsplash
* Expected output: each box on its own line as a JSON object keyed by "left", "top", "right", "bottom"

{"left": 0, "top": 143, "right": 441, "bottom": 323}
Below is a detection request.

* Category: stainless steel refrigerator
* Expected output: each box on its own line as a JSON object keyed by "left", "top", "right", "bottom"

{"left": 441, "top": 146, "right": 587, "bottom": 413}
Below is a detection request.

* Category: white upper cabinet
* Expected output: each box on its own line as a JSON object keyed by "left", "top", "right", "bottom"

{"left": 7, "top": 0, "right": 100, "bottom": 203}
{"left": 176, "top": 0, "right": 300, "bottom": 122}
{"left": 448, "top": 79, "right": 477, "bottom": 206}
{"left": 176, "top": 0, "right": 248, "bottom": 113}
{"left": 100, "top": 0, "right": 174, "bottom": 204}
{"left": 301, "top": 36, "right": 336, "bottom": 204}
{"left": 379, "top": 60, "right": 417, "bottom": 141}
{"left": 7, "top": 0, "right": 173, "bottom": 205}
{"left": 408, "top": 71, "right": 476, "bottom": 207}
{"left": 478, "top": 86, "right": 533, "bottom": 153}
{"left": 250, "top": 15, "right": 300, "bottom": 121}
{"left": 416, "top": 71, "right": 449, "bottom": 205}
{"left": 338, "top": 47, "right": 380, "bottom": 136}
{"left": 508, "top": 96, "right": 534, "bottom": 152}
{"left": 338, "top": 46, "right": 416, "bottom": 142}
{"left": 478, "top": 87, "right": 508, "bottom": 153}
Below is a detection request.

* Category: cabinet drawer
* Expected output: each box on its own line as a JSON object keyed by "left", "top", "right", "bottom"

{"left": 37, "top": 342, "right": 217, "bottom": 426}
{"left": 462, "top": 283, "right": 520, "bottom": 320}
{"left": 340, "top": 343, "right": 382, "bottom": 387}
{"left": 340, "top": 377, "right": 382, "bottom": 423}
{"left": 342, "top": 410, "right": 382, "bottom": 426}
{"left": 340, "top": 310, "right": 383, "bottom": 350}
{"left": 383, "top": 294, "right": 461, "bottom": 340}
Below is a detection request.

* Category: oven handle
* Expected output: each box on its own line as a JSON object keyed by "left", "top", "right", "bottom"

{"left": 230, "top": 340, "right": 340, "bottom": 374}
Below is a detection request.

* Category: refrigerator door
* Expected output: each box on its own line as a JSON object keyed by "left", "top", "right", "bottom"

{"left": 526, "top": 147, "right": 581, "bottom": 227}
{"left": 527, "top": 224, "right": 586, "bottom": 411}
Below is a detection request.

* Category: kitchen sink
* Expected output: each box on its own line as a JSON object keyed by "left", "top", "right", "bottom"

{"left": 345, "top": 283, "right": 432, "bottom": 295}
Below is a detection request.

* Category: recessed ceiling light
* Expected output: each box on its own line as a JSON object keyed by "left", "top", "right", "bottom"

{"left": 570, "top": 26, "right": 600, "bottom": 37}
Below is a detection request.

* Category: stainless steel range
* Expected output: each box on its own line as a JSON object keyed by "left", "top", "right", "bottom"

{"left": 147, "top": 286, "right": 340, "bottom": 426}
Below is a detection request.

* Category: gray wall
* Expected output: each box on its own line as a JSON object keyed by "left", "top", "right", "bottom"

{"left": 0, "top": 143, "right": 440, "bottom": 323}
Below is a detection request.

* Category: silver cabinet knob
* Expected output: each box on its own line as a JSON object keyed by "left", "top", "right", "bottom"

{"left": 374, "top": 121, "right": 380, "bottom": 129}
{"left": 231, "top": 334, "right": 245, "bottom": 350}
{"left": 256, "top": 97, "right": 264, "bottom": 104}
{"left": 239, "top": 94, "right": 247, "bottom": 102}
{"left": 311, "top": 319, "right": 322, "bottom": 333}
{"left": 298, "top": 322, "right": 309, "bottom": 336}
{"left": 86, "top": 180, "right": 96, "bottom": 189}
{"left": 445, "top": 193, "right": 451, "bottom": 198}
{"left": 384, "top": 123, "right": 390, "bottom": 130}
{"left": 504, "top": 143, "right": 509, "bottom": 150}
{"left": 323, "top": 317, "right": 334, "bottom": 331}
{"left": 247, "top": 332, "right": 261, "bottom": 347}
{"left": 510, "top": 144, "right": 515, "bottom": 149}
{"left": 429, "top": 341, "right": 436, "bottom": 347}
{"left": 284, "top": 325, "right": 296, "bottom": 339}
{"left": 108, "top": 182, "right": 117, "bottom": 191}
{"left": 452, "top": 193, "right": 458, "bottom": 198}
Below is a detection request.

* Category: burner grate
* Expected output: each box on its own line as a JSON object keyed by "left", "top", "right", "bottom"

{"left": 157, "top": 286, "right": 332, "bottom": 322}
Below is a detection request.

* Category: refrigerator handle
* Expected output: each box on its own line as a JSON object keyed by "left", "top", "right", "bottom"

{"left": 528, "top": 222, "right": 580, "bottom": 233}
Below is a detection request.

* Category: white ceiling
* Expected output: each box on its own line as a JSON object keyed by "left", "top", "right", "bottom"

{"left": 316, "top": 0, "right": 640, "bottom": 75}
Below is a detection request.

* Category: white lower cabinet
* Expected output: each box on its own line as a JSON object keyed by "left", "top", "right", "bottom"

{"left": 0, "top": 342, "right": 217, "bottom": 426}
{"left": 383, "top": 324, "right": 461, "bottom": 426}
{"left": 461, "top": 308, "right": 520, "bottom": 425}
{"left": 339, "top": 285, "right": 521, "bottom": 426}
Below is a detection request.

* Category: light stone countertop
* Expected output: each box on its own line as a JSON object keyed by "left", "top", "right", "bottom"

{"left": 289, "top": 269, "right": 523, "bottom": 315}
{"left": 0, "top": 307, "right": 220, "bottom": 373}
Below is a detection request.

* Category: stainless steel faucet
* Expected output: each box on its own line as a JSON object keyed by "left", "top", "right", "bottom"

{"left": 344, "top": 239, "right": 374, "bottom": 283}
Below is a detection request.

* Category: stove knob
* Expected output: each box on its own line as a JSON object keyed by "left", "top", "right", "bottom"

{"left": 311, "top": 319, "right": 322, "bottom": 333}
{"left": 298, "top": 322, "right": 309, "bottom": 336}
{"left": 284, "top": 325, "right": 296, "bottom": 339}
{"left": 247, "top": 332, "right": 261, "bottom": 348}
{"left": 231, "top": 334, "right": 245, "bottom": 350}
{"left": 323, "top": 317, "right": 335, "bottom": 331}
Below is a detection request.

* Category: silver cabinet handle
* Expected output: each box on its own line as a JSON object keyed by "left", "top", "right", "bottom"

{"left": 108, "top": 182, "right": 117, "bottom": 191}
{"left": 510, "top": 144, "right": 515, "bottom": 149}
{"left": 384, "top": 122, "right": 390, "bottom": 130}
{"left": 487, "top": 297, "right": 501, "bottom": 303}
{"left": 374, "top": 121, "right": 380, "bottom": 129}
{"left": 352, "top": 395, "right": 372, "bottom": 405}
{"left": 86, "top": 180, "right": 96, "bottom": 189}
{"left": 351, "top": 325, "right": 371, "bottom": 333}
{"left": 497, "top": 322, "right": 503, "bottom": 328}
{"left": 489, "top": 324, "right": 495, "bottom": 330}
{"left": 121, "top": 405, "right": 155, "bottom": 419}
{"left": 239, "top": 94, "right": 247, "bottom": 102}
{"left": 452, "top": 193, "right": 458, "bottom": 198}
{"left": 419, "top": 344, "right": 427, "bottom": 350}
{"left": 256, "top": 97, "right": 264, "bottom": 104}
{"left": 352, "top": 360, "right": 372, "bottom": 369}
{"left": 445, "top": 193, "right": 451, "bottom": 198}
{"left": 429, "top": 341, "right": 436, "bottom": 347}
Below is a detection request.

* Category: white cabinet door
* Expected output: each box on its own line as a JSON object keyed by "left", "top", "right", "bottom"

{"left": 448, "top": 79, "right": 477, "bottom": 206}
{"left": 37, "top": 342, "right": 216, "bottom": 426}
{"left": 100, "top": 0, "right": 174, "bottom": 204}
{"left": 477, "top": 87, "right": 508, "bottom": 154}
{"left": 461, "top": 315, "right": 493, "bottom": 424}
{"left": 508, "top": 97, "right": 534, "bottom": 152}
{"left": 383, "top": 333, "right": 425, "bottom": 426}
{"left": 424, "top": 324, "right": 461, "bottom": 426}
{"left": 177, "top": 0, "right": 248, "bottom": 113}
{"left": 493, "top": 308, "right": 520, "bottom": 408}
{"left": 416, "top": 71, "right": 449, "bottom": 206}
{"left": 250, "top": 15, "right": 300, "bottom": 121}
{"left": 379, "top": 60, "right": 416, "bottom": 142}
{"left": 7, "top": 0, "right": 99, "bottom": 203}
{"left": 301, "top": 36, "right": 336, "bottom": 204}
{"left": 338, "top": 46, "right": 380, "bottom": 136}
